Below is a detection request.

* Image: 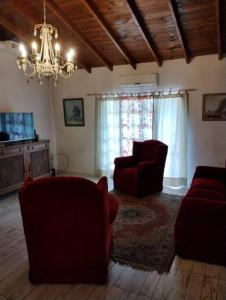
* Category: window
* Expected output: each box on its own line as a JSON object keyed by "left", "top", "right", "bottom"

{"left": 95, "top": 93, "right": 187, "bottom": 186}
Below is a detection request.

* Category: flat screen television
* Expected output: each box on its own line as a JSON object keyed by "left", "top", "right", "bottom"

{"left": 0, "top": 112, "right": 35, "bottom": 142}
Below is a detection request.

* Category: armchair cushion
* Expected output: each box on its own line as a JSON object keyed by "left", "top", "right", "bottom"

{"left": 186, "top": 188, "right": 225, "bottom": 201}
{"left": 193, "top": 166, "right": 226, "bottom": 184}
{"left": 138, "top": 160, "right": 158, "bottom": 170}
{"left": 114, "top": 156, "right": 136, "bottom": 169}
{"left": 191, "top": 178, "right": 225, "bottom": 194}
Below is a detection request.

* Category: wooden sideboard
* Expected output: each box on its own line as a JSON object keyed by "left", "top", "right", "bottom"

{"left": 0, "top": 140, "right": 50, "bottom": 195}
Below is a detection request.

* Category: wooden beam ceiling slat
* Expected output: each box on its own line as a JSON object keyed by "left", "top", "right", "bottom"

{"left": 81, "top": 0, "right": 136, "bottom": 70}
{"left": 126, "top": 0, "right": 162, "bottom": 67}
{"left": 215, "top": 0, "right": 223, "bottom": 60}
{"left": 0, "top": 0, "right": 221, "bottom": 69}
{"left": 12, "top": 1, "right": 92, "bottom": 73}
{"left": 168, "top": 0, "right": 191, "bottom": 64}
{"left": 45, "top": 0, "right": 113, "bottom": 71}
{"left": 12, "top": 1, "right": 40, "bottom": 24}
{"left": 0, "top": 14, "right": 26, "bottom": 43}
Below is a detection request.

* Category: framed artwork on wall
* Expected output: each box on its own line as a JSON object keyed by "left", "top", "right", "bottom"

{"left": 63, "top": 98, "right": 85, "bottom": 126}
{"left": 202, "top": 93, "right": 226, "bottom": 121}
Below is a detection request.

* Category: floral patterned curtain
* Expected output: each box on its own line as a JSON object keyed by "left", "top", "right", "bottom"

{"left": 119, "top": 95, "right": 153, "bottom": 156}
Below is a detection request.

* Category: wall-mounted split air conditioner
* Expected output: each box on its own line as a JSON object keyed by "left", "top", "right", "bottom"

{"left": 120, "top": 73, "right": 158, "bottom": 91}
{"left": 0, "top": 40, "right": 20, "bottom": 52}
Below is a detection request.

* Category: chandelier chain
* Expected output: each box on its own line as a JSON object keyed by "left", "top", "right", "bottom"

{"left": 43, "top": 0, "right": 46, "bottom": 24}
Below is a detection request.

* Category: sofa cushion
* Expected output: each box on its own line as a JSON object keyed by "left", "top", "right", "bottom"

{"left": 187, "top": 188, "right": 225, "bottom": 202}
{"left": 191, "top": 178, "right": 225, "bottom": 194}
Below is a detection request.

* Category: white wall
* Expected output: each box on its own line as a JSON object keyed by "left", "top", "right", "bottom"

{"left": 0, "top": 48, "right": 56, "bottom": 154}
{"left": 53, "top": 54, "right": 226, "bottom": 184}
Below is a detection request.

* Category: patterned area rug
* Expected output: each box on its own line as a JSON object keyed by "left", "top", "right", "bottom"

{"left": 111, "top": 191, "right": 182, "bottom": 273}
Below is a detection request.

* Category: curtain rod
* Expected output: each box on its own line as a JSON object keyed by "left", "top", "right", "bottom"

{"left": 87, "top": 88, "right": 197, "bottom": 97}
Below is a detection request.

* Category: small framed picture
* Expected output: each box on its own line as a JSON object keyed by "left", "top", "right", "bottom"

{"left": 63, "top": 98, "right": 85, "bottom": 126}
{"left": 202, "top": 93, "right": 226, "bottom": 121}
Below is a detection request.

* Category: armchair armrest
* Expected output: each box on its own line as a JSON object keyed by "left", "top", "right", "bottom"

{"left": 137, "top": 160, "right": 157, "bottom": 171}
{"left": 114, "top": 156, "right": 136, "bottom": 169}
{"left": 193, "top": 166, "right": 226, "bottom": 186}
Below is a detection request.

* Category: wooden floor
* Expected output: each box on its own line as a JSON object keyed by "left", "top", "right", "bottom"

{"left": 0, "top": 191, "right": 226, "bottom": 300}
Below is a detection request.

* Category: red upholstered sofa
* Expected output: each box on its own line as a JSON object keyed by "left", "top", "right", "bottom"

{"left": 19, "top": 176, "right": 118, "bottom": 284}
{"left": 113, "top": 140, "right": 168, "bottom": 197}
{"left": 175, "top": 166, "right": 226, "bottom": 265}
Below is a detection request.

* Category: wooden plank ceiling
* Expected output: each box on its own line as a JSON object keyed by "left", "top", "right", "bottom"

{"left": 0, "top": 0, "right": 225, "bottom": 73}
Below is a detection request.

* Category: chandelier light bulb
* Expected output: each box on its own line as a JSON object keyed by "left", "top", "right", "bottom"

{"left": 19, "top": 44, "right": 27, "bottom": 58}
{"left": 31, "top": 41, "right": 38, "bottom": 54}
{"left": 66, "top": 49, "right": 75, "bottom": 62}
{"left": 55, "top": 43, "right": 60, "bottom": 56}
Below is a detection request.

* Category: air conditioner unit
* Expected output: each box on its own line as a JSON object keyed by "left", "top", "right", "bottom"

{"left": 120, "top": 73, "right": 158, "bottom": 89}
{"left": 0, "top": 40, "right": 20, "bottom": 52}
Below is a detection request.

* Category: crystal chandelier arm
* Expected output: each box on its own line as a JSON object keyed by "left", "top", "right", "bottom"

{"left": 59, "top": 71, "right": 73, "bottom": 79}
{"left": 17, "top": 58, "right": 37, "bottom": 78}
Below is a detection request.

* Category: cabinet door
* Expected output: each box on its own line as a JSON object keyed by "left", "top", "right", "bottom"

{"left": 29, "top": 143, "right": 50, "bottom": 178}
{"left": 0, "top": 154, "right": 24, "bottom": 194}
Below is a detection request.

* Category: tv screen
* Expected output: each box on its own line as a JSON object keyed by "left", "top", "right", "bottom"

{"left": 0, "top": 113, "right": 34, "bottom": 142}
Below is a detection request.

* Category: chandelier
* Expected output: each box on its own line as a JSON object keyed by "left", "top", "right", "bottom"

{"left": 17, "top": 0, "right": 77, "bottom": 86}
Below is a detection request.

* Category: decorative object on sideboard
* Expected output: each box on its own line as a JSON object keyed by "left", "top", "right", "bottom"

{"left": 50, "top": 153, "right": 69, "bottom": 175}
{"left": 202, "top": 93, "right": 226, "bottom": 121}
{"left": 33, "top": 129, "right": 39, "bottom": 142}
{"left": 17, "top": 0, "right": 77, "bottom": 86}
{"left": 63, "top": 98, "right": 85, "bottom": 126}
{"left": 50, "top": 168, "right": 56, "bottom": 177}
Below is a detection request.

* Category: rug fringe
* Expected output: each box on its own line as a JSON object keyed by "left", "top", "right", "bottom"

{"left": 111, "top": 257, "right": 171, "bottom": 274}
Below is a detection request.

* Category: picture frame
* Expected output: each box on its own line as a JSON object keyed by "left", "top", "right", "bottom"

{"left": 63, "top": 98, "right": 85, "bottom": 126}
{"left": 202, "top": 93, "right": 226, "bottom": 121}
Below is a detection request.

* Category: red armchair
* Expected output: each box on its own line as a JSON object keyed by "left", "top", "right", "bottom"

{"left": 19, "top": 176, "right": 118, "bottom": 284}
{"left": 175, "top": 166, "right": 226, "bottom": 265}
{"left": 113, "top": 140, "right": 168, "bottom": 197}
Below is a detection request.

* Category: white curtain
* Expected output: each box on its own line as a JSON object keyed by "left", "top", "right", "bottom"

{"left": 95, "top": 93, "right": 188, "bottom": 185}
{"left": 95, "top": 96, "right": 120, "bottom": 176}
{"left": 153, "top": 94, "right": 188, "bottom": 186}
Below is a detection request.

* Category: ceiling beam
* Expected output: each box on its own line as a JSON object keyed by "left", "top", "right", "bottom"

{"left": 126, "top": 0, "right": 162, "bottom": 67}
{"left": 45, "top": 0, "right": 113, "bottom": 71}
{"left": 168, "top": 0, "right": 191, "bottom": 64}
{"left": 0, "top": 14, "right": 27, "bottom": 42}
{"left": 12, "top": 0, "right": 41, "bottom": 24}
{"left": 12, "top": 1, "right": 91, "bottom": 73}
{"left": 215, "top": 0, "right": 223, "bottom": 60}
{"left": 81, "top": 0, "right": 136, "bottom": 70}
